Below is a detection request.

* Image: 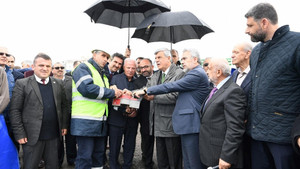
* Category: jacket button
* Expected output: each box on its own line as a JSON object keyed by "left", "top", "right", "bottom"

{"left": 253, "top": 126, "right": 255, "bottom": 128}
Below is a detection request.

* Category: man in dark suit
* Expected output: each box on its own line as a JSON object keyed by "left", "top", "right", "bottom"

{"left": 52, "top": 62, "right": 76, "bottom": 166}
{"left": 108, "top": 58, "right": 138, "bottom": 169}
{"left": 134, "top": 49, "right": 210, "bottom": 169}
{"left": 10, "top": 53, "right": 68, "bottom": 169}
{"left": 231, "top": 42, "right": 252, "bottom": 169}
{"left": 133, "top": 58, "right": 155, "bottom": 169}
{"left": 199, "top": 58, "right": 247, "bottom": 169}
{"left": 104, "top": 52, "right": 124, "bottom": 82}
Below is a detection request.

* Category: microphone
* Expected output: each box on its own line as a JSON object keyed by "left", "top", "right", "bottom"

{"left": 207, "top": 165, "right": 219, "bottom": 169}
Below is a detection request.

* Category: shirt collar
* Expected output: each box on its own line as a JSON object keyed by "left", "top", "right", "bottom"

{"left": 162, "top": 66, "right": 170, "bottom": 75}
{"left": 237, "top": 66, "right": 250, "bottom": 74}
{"left": 216, "top": 76, "right": 230, "bottom": 90}
{"left": 34, "top": 75, "right": 50, "bottom": 85}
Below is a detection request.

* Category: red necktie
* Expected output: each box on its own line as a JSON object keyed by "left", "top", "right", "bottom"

{"left": 41, "top": 79, "right": 45, "bottom": 85}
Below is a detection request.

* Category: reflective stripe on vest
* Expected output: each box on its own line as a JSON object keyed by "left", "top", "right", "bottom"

{"left": 72, "top": 62, "right": 109, "bottom": 119}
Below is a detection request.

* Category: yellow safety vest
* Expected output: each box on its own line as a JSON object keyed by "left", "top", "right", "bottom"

{"left": 71, "top": 62, "right": 109, "bottom": 120}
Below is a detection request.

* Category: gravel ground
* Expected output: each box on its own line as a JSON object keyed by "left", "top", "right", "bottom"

{"left": 40, "top": 126, "right": 158, "bottom": 169}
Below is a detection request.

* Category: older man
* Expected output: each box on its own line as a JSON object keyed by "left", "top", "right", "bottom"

{"left": 135, "top": 49, "right": 210, "bottom": 169}
{"left": 6, "top": 55, "right": 24, "bottom": 81}
{"left": 231, "top": 42, "right": 252, "bottom": 94}
{"left": 230, "top": 42, "right": 253, "bottom": 169}
{"left": 52, "top": 62, "right": 76, "bottom": 166}
{"left": 71, "top": 49, "right": 122, "bottom": 169}
{"left": 10, "top": 53, "right": 68, "bottom": 169}
{"left": 108, "top": 58, "right": 138, "bottom": 169}
{"left": 245, "top": 3, "right": 300, "bottom": 168}
{"left": 199, "top": 58, "right": 247, "bottom": 169}
{"left": 143, "top": 48, "right": 185, "bottom": 169}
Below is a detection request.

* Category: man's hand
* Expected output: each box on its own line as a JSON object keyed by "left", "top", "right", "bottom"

{"left": 297, "top": 137, "right": 300, "bottom": 148}
{"left": 113, "top": 88, "right": 123, "bottom": 98}
{"left": 123, "top": 89, "right": 132, "bottom": 96}
{"left": 18, "top": 138, "right": 28, "bottom": 144}
{"left": 133, "top": 89, "right": 145, "bottom": 98}
{"left": 144, "top": 94, "right": 154, "bottom": 101}
{"left": 110, "top": 85, "right": 118, "bottom": 90}
{"left": 125, "top": 106, "right": 138, "bottom": 118}
{"left": 62, "top": 129, "right": 67, "bottom": 136}
{"left": 219, "top": 158, "right": 231, "bottom": 169}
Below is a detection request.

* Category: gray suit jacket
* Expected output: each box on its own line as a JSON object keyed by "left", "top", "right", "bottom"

{"left": 147, "top": 64, "right": 185, "bottom": 137}
{"left": 10, "top": 76, "right": 68, "bottom": 145}
{"left": 199, "top": 78, "right": 247, "bottom": 168}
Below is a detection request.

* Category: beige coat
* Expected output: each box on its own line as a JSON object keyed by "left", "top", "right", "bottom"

{"left": 0, "top": 67, "right": 9, "bottom": 113}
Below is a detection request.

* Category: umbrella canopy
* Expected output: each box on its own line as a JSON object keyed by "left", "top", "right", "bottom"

{"left": 85, "top": 0, "right": 170, "bottom": 28}
{"left": 84, "top": 0, "right": 170, "bottom": 48}
{"left": 131, "top": 11, "right": 214, "bottom": 44}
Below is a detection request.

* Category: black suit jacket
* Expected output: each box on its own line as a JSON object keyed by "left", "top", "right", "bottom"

{"left": 10, "top": 76, "right": 68, "bottom": 145}
{"left": 231, "top": 70, "right": 252, "bottom": 97}
{"left": 199, "top": 78, "right": 247, "bottom": 168}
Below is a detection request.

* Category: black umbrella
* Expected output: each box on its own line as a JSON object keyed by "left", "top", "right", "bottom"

{"left": 84, "top": 0, "right": 170, "bottom": 48}
{"left": 131, "top": 11, "right": 214, "bottom": 48}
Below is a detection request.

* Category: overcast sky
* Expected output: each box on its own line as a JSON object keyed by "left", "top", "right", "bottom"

{"left": 1, "top": 0, "right": 300, "bottom": 66}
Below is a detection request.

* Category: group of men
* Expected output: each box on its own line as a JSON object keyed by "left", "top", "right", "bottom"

{"left": 1, "top": 2, "right": 300, "bottom": 169}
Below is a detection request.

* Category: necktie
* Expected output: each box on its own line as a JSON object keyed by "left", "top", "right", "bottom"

{"left": 161, "top": 73, "right": 166, "bottom": 83}
{"left": 205, "top": 87, "right": 218, "bottom": 105}
{"left": 238, "top": 72, "right": 246, "bottom": 79}
{"left": 109, "top": 73, "right": 113, "bottom": 80}
{"left": 41, "top": 79, "right": 45, "bottom": 85}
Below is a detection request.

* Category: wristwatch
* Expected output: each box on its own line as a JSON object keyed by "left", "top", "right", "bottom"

{"left": 143, "top": 87, "right": 147, "bottom": 94}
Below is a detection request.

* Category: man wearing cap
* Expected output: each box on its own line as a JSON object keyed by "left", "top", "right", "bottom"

{"left": 71, "top": 49, "right": 123, "bottom": 169}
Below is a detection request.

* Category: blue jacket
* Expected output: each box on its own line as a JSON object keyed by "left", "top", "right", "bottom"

{"left": 71, "top": 58, "right": 115, "bottom": 136}
{"left": 147, "top": 65, "right": 210, "bottom": 134}
{"left": 248, "top": 25, "right": 300, "bottom": 144}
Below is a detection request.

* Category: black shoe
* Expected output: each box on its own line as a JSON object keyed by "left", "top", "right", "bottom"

{"left": 38, "top": 160, "right": 45, "bottom": 168}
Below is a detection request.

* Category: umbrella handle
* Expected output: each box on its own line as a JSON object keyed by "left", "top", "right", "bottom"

{"left": 127, "top": 45, "right": 130, "bottom": 50}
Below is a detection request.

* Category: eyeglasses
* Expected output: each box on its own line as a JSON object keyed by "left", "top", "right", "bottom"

{"left": 203, "top": 63, "right": 209, "bottom": 67}
{"left": 0, "top": 52, "right": 11, "bottom": 57}
{"left": 139, "top": 65, "right": 150, "bottom": 69}
{"left": 54, "top": 66, "right": 65, "bottom": 70}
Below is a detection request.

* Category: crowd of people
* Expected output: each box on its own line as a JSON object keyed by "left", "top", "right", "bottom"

{"left": 1, "top": 3, "right": 300, "bottom": 169}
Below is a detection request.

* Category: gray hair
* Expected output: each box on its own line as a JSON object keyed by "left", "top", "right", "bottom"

{"left": 124, "top": 58, "right": 136, "bottom": 67}
{"left": 182, "top": 48, "right": 201, "bottom": 64}
{"left": 241, "top": 42, "right": 253, "bottom": 52}
{"left": 21, "top": 60, "right": 33, "bottom": 65}
{"left": 53, "top": 62, "right": 65, "bottom": 67}
{"left": 245, "top": 3, "right": 278, "bottom": 25}
{"left": 154, "top": 48, "right": 172, "bottom": 62}
{"left": 211, "top": 58, "right": 231, "bottom": 77}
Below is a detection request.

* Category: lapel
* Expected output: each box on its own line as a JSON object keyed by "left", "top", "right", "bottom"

{"left": 232, "top": 70, "right": 238, "bottom": 82}
{"left": 164, "top": 64, "right": 176, "bottom": 83}
{"left": 29, "top": 76, "right": 43, "bottom": 105}
{"left": 201, "top": 78, "right": 232, "bottom": 116}
{"left": 240, "top": 71, "right": 251, "bottom": 89}
{"left": 51, "top": 77, "right": 58, "bottom": 108}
